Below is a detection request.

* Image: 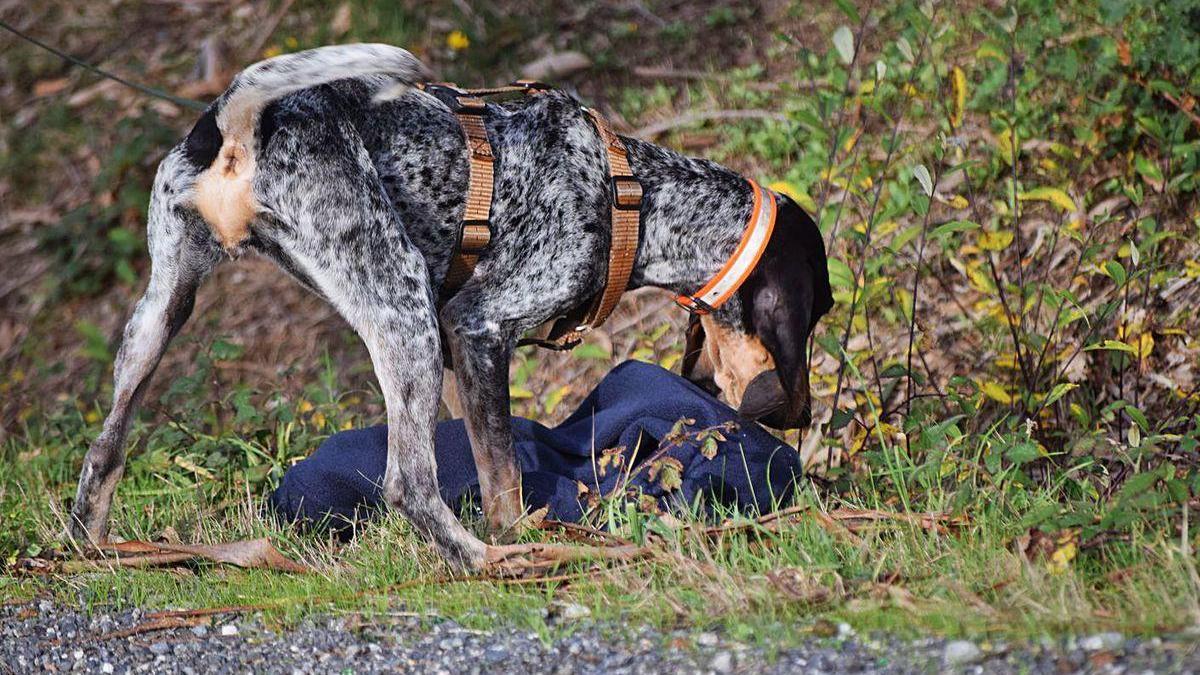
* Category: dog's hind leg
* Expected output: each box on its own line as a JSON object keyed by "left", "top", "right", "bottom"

{"left": 255, "top": 114, "right": 486, "bottom": 569}
{"left": 70, "top": 153, "right": 222, "bottom": 546}
{"left": 277, "top": 242, "right": 486, "bottom": 567}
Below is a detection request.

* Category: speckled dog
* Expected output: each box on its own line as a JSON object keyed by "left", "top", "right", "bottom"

{"left": 69, "top": 45, "right": 833, "bottom": 569}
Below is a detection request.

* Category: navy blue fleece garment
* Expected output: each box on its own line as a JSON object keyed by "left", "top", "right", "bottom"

{"left": 270, "top": 361, "right": 802, "bottom": 535}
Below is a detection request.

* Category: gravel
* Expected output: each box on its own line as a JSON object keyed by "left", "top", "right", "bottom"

{"left": 3, "top": 602, "right": 1199, "bottom": 674}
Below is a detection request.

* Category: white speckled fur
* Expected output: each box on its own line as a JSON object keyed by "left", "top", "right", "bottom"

{"left": 68, "top": 45, "right": 832, "bottom": 570}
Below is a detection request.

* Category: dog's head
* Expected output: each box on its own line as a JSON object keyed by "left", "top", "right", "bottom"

{"left": 681, "top": 193, "right": 833, "bottom": 429}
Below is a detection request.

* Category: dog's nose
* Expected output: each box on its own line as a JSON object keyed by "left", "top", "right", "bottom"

{"left": 737, "top": 370, "right": 786, "bottom": 420}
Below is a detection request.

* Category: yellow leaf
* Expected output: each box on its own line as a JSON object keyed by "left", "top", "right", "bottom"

{"left": 311, "top": 411, "right": 326, "bottom": 428}
{"left": 937, "top": 193, "right": 969, "bottom": 209}
{"left": 1135, "top": 332, "right": 1154, "bottom": 360}
{"left": 1047, "top": 540, "right": 1076, "bottom": 575}
{"left": 767, "top": 180, "right": 817, "bottom": 212}
{"left": 84, "top": 410, "right": 101, "bottom": 424}
{"left": 446, "top": 30, "right": 470, "bottom": 51}
{"left": 1019, "top": 187, "right": 1076, "bottom": 212}
{"left": 976, "top": 42, "right": 1005, "bottom": 62}
{"left": 544, "top": 384, "right": 571, "bottom": 416}
{"left": 509, "top": 386, "right": 534, "bottom": 400}
{"left": 949, "top": 66, "right": 967, "bottom": 127}
{"left": 965, "top": 263, "right": 995, "bottom": 293}
{"left": 978, "top": 380, "right": 1013, "bottom": 404}
{"left": 978, "top": 230, "right": 1014, "bottom": 251}
{"left": 842, "top": 128, "right": 861, "bottom": 153}
{"left": 996, "top": 127, "right": 1016, "bottom": 164}
{"left": 659, "top": 352, "right": 681, "bottom": 372}
{"left": 297, "top": 399, "right": 314, "bottom": 413}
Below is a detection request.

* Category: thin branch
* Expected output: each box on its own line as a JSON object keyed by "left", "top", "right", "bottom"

{"left": 632, "top": 109, "right": 788, "bottom": 140}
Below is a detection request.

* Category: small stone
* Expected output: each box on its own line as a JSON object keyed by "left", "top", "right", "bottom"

{"left": 837, "top": 622, "right": 855, "bottom": 639}
{"left": 220, "top": 624, "right": 239, "bottom": 636}
{"left": 101, "top": 664, "right": 114, "bottom": 674}
{"left": 555, "top": 602, "right": 591, "bottom": 621}
{"left": 709, "top": 650, "right": 734, "bottom": 673}
{"left": 149, "top": 642, "right": 170, "bottom": 655}
{"left": 1079, "top": 632, "right": 1124, "bottom": 652}
{"left": 72, "top": 650, "right": 84, "bottom": 661}
{"left": 191, "top": 625, "right": 208, "bottom": 638}
{"left": 696, "top": 632, "right": 720, "bottom": 647}
{"left": 943, "top": 640, "right": 984, "bottom": 666}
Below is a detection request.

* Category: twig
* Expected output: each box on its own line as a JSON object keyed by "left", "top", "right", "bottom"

{"left": 144, "top": 605, "right": 261, "bottom": 621}
{"left": 633, "top": 110, "right": 787, "bottom": 140}
{"left": 42, "top": 615, "right": 210, "bottom": 648}
{"left": 247, "top": 0, "right": 297, "bottom": 60}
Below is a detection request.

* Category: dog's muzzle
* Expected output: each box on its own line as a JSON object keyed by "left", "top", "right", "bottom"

{"left": 737, "top": 369, "right": 812, "bottom": 430}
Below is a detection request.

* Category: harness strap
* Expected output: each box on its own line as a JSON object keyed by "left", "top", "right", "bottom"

{"left": 426, "top": 81, "right": 550, "bottom": 298}
{"left": 442, "top": 98, "right": 494, "bottom": 295}
{"left": 528, "top": 108, "right": 642, "bottom": 350}
{"left": 675, "top": 179, "right": 777, "bottom": 314}
{"left": 426, "top": 81, "right": 643, "bottom": 351}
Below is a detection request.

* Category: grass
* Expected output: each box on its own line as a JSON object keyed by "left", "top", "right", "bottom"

{"left": 3, "top": 394, "right": 1198, "bottom": 645}
{"left": 4, "top": 0, "right": 1200, "bottom": 648}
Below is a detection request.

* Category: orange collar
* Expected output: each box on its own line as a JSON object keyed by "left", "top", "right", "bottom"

{"left": 676, "top": 179, "right": 777, "bottom": 314}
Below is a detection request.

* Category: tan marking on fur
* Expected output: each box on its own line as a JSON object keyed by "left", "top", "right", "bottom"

{"left": 699, "top": 315, "right": 774, "bottom": 408}
{"left": 193, "top": 141, "right": 258, "bottom": 249}
{"left": 441, "top": 368, "right": 465, "bottom": 419}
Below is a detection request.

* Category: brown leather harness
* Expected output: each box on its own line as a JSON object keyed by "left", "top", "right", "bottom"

{"left": 422, "top": 80, "right": 642, "bottom": 351}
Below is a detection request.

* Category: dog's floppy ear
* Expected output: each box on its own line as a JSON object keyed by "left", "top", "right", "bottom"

{"left": 680, "top": 314, "right": 706, "bottom": 380}
{"left": 738, "top": 193, "right": 833, "bottom": 428}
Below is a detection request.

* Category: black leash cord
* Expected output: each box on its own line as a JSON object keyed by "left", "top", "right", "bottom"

{"left": 0, "top": 18, "right": 208, "bottom": 111}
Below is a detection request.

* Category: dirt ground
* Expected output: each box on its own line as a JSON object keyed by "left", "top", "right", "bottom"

{"left": 0, "top": 0, "right": 801, "bottom": 440}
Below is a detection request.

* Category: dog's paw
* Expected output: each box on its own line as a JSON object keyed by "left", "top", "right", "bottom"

{"left": 487, "top": 505, "right": 548, "bottom": 545}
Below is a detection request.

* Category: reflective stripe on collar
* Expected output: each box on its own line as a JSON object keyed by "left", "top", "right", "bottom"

{"left": 676, "top": 179, "right": 777, "bottom": 314}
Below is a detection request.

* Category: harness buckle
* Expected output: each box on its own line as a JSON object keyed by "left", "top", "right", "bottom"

{"left": 460, "top": 220, "right": 492, "bottom": 254}
{"left": 609, "top": 175, "right": 643, "bottom": 211}
{"left": 675, "top": 294, "right": 715, "bottom": 315}
{"left": 455, "top": 95, "right": 487, "bottom": 113}
{"left": 469, "top": 139, "right": 494, "bottom": 161}
{"left": 510, "top": 79, "right": 552, "bottom": 91}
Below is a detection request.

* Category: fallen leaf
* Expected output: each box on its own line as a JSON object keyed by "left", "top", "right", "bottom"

{"left": 62, "top": 538, "right": 310, "bottom": 574}
{"left": 1019, "top": 187, "right": 1076, "bottom": 212}
{"left": 978, "top": 230, "right": 1014, "bottom": 251}
{"left": 949, "top": 65, "right": 967, "bottom": 127}
{"left": 33, "top": 78, "right": 70, "bottom": 97}
{"left": 766, "top": 567, "right": 840, "bottom": 605}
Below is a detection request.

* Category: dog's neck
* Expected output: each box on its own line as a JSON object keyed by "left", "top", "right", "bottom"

{"left": 623, "top": 138, "right": 757, "bottom": 300}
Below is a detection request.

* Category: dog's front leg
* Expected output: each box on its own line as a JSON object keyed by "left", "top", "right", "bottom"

{"left": 440, "top": 295, "right": 525, "bottom": 538}
{"left": 71, "top": 159, "right": 220, "bottom": 545}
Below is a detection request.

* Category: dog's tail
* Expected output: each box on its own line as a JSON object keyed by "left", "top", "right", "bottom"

{"left": 215, "top": 43, "right": 431, "bottom": 143}
{"left": 189, "top": 44, "right": 429, "bottom": 250}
